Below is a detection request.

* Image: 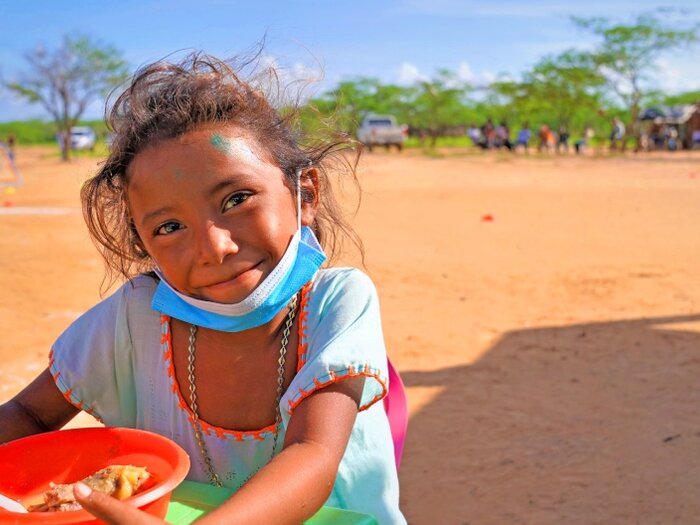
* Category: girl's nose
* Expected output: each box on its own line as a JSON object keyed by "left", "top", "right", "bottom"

{"left": 197, "top": 222, "right": 238, "bottom": 264}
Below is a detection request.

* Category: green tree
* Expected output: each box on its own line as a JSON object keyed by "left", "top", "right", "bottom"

{"left": 369, "top": 83, "right": 415, "bottom": 126}
{"left": 6, "top": 35, "right": 129, "bottom": 160}
{"left": 573, "top": 13, "right": 699, "bottom": 149}
{"left": 308, "top": 78, "right": 416, "bottom": 142}
{"left": 660, "top": 89, "right": 700, "bottom": 106}
{"left": 316, "top": 78, "right": 383, "bottom": 134}
{"left": 410, "top": 69, "right": 470, "bottom": 147}
{"left": 525, "top": 50, "right": 605, "bottom": 130}
{"left": 490, "top": 50, "right": 606, "bottom": 136}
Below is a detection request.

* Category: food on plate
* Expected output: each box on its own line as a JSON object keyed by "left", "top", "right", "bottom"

{"left": 27, "top": 465, "right": 151, "bottom": 512}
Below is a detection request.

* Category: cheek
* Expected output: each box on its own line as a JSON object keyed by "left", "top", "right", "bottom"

{"left": 249, "top": 214, "right": 292, "bottom": 256}
{"left": 152, "top": 249, "right": 191, "bottom": 288}
{"left": 138, "top": 236, "right": 184, "bottom": 274}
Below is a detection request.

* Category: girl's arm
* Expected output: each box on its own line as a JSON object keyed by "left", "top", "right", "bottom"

{"left": 0, "top": 368, "right": 79, "bottom": 444}
{"left": 73, "top": 378, "right": 365, "bottom": 525}
{"left": 199, "top": 377, "right": 365, "bottom": 525}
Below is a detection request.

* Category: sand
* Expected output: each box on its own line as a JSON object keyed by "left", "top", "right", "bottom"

{"left": 2, "top": 146, "right": 700, "bottom": 524}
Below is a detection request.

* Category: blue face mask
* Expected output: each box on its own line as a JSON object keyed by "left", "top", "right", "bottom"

{"left": 152, "top": 226, "right": 325, "bottom": 331}
{"left": 151, "top": 171, "right": 326, "bottom": 332}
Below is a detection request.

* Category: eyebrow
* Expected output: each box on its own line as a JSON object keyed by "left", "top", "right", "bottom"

{"left": 140, "top": 205, "right": 177, "bottom": 227}
{"left": 207, "top": 179, "right": 239, "bottom": 198}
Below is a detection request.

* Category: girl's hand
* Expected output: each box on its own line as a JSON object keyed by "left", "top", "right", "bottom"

{"left": 73, "top": 483, "right": 166, "bottom": 525}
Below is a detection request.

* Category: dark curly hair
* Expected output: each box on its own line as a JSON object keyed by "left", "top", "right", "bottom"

{"left": 81, "top": 52, "right": 362, "bottom": 289}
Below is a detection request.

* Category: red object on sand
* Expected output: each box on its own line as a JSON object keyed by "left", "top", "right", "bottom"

{"left": 481, "top": 214, "right": 494, "bottom": 222}
{"left": 3, "top": 201, "right": 13, "bottom": 207}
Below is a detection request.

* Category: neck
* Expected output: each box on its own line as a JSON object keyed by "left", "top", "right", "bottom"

{"left": 177, "top": 298, "right": 294, "bottom": 350}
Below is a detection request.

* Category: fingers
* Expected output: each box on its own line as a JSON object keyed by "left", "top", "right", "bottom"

{"left": 73, "top": 483, "right": 163, "bottom": 525}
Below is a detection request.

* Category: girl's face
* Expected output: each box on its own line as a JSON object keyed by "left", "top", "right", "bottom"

{"left": 127, "top": 125, "right": 317, "bottom": 303}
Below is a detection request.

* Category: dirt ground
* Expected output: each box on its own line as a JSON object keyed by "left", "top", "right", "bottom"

{"left": 2, "top": 146, "right": 700, "bottom": 524}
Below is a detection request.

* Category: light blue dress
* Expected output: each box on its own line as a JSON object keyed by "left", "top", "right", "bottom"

{"left": 50, "top": 267, "right": 406, "bottom": 524}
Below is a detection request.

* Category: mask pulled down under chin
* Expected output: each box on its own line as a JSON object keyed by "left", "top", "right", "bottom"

{"left": 151, "top": 226, "right": 326, "bottom": 332}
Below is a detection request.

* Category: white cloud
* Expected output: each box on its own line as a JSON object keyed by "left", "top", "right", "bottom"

{"left": 249, "top": 54, "right": 324, "bottom": 104}
{"left": 395, "top": 60, "right": 503, "bottom": 88}
{"left": 600, "top": 56, "right": 700, "bottom": 99}
{"left": 481, "top": 71, "right": 497, "bottom": 84}
{"left": 256, "top": 55, "right": 322, "bottom": 83}
{"left": 456, "top": 62, "right": 475, "bottom": 83}
{"left": 654, "top": 56, "right": 700, "bottom": 94}
{"left": 397, "top": 62, "right": 428, "bottom": 84}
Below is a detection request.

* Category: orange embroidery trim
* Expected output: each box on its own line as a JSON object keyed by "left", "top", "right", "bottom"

{"left": 160, "top": 316, "right": 279, "bottom": 441}
{"left": 286, "top": 368, "right": 388, "bottom": 416}
{"left": 48, "top": 349, "right": 102, "bottom": 421}
{"left": 296, "top": 282, "right": 312, "bottom": 371}
{"left": 158, "top": 281, "right": 313, "bottom": 440}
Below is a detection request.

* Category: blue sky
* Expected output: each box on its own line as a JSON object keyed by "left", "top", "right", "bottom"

{"left": 1, "top": 0, "right": 698, "bottom": 122}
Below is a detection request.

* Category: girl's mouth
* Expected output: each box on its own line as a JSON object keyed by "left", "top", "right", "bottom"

{"left": 201, "top": 262, "right": 263, "bottom": 296}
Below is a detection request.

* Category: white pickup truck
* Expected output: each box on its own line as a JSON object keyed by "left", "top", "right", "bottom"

{"left": 357, "top": 115, "right": 406, "bottom": 152}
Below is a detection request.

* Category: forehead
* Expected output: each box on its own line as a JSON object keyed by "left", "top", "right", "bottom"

{"left": 126, "top": 124, "right": 279, "bottom": 183}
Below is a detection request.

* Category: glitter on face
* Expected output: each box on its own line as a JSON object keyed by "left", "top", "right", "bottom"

{"left": 210, "top": 134, "right": 262, "bottom": 165}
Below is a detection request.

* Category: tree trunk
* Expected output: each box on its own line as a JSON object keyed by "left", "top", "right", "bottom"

{"left": 630, "top": 106, "right": 642, "bottom": 153}
{"left": 623, "top": 99, "right": 641, "bottom": 153}
{"left": 429, "top": 131, "right": 437, "bottom": 149}
{"left": 60, "top": 129, "right": 71, "bottom": 161}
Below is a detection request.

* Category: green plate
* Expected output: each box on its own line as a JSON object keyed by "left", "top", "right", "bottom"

{"left": 165, "top": 480, "right": 379, "bottom": 524}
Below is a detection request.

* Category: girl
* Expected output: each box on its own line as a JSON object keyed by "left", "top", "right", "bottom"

{"left": 0, "top": 54, "right": 405, "bottom": 524}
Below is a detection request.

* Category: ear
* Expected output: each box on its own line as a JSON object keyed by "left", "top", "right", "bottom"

{"left": 299, "top": 167, "right": 320, "bottom": 227}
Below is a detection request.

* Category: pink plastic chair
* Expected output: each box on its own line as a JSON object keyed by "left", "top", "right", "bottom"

{"left": 383, "top": 358, "right": 408, "bottom": 471}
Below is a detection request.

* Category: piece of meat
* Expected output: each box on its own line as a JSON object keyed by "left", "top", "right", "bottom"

{"left": 29, "top": 465, "right": 151, "bottom": 512}
{"left": 27, "top": 501, "right": 83, "bottom": 512}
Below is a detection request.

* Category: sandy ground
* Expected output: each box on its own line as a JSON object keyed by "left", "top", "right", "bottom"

{"left": 2, "top": 146, "right": 700, "bottom": 524}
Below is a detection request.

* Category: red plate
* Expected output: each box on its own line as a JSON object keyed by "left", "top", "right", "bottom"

{"left": 0, "top": 427, "right": 190, "bottom": 524}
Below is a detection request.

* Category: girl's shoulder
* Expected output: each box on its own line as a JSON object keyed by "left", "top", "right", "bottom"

{"left": 311, "top": 267, "right": 377, "bottom": 297}
{"left": 303, "top": 268, "right": 382, "bottom": 329}
{"left": 113, "top": 273, "right": 159, "bottom": 305}
{"left": 124, "top": 272, "right": 159, "bottom": 292}
{"left": 308, "top": 267, "right": 380, "bottom": 315}
{"left": 56, "top": 273, "right": 159, "bottom": 339}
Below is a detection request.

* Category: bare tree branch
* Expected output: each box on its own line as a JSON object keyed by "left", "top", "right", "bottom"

{"left": 5, "top": 34, "right": 129, "bottom": 160}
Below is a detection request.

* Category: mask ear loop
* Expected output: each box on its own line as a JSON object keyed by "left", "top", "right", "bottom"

{"left": 296, "top": 161, "right": 312, "bottom": 231}
{"left": 295, "top": 168, "right": 302, "bottom": 231}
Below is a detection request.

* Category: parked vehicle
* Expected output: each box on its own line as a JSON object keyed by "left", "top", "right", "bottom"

{"left": 357, "top": 115, "right": 407, "bottom": 152}
{"left": 69, "top": 127, "right": 96, "bottom": 150}
{"left": 57, "top": 127, "right": 96, "bottom": 151}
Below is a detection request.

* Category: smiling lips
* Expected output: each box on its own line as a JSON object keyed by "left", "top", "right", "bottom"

{"left": 201, "top": 262, "right": 262, "bottom": 291}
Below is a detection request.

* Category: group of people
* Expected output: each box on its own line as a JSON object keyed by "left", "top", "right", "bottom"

{"left": 467, "top": 120, "right": 595, "bottom": 154}
{"left": 465, "top": 115, "right": 698, "bottom": 154}
{"left": 640, "top": 120, "right": 696, "bottom": 152}
{"left": 607, "top": 116, "right": 700, "bottom": 152}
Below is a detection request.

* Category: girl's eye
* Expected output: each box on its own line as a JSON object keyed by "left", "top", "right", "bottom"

{"left": 223, "top": 192, "right": 249, "bottom": 211}
{"left": 155, "top": 221, "right": 183, "bottom": 236}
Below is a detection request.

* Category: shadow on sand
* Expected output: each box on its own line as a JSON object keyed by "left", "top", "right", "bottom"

{"left": 399, "top": 314, "right": 700, "bottom": 524}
